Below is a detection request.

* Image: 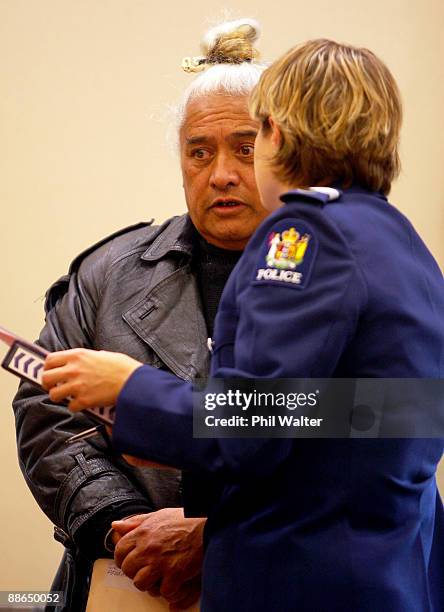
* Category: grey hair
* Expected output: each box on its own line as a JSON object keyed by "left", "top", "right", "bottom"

{"left": 174, "top": 18, "right": 267, "bottom": 135}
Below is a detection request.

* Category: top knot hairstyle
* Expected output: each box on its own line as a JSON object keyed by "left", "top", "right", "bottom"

{"left": 250, "top": 39, "right": 402, "bottom": 195}
{"left": 175, "top": 18, "right": 266, "bottom": 132}
{"left": 201, "top": 19, "right": 260, "bottom": 64}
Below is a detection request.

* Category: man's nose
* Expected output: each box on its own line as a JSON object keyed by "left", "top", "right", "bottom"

{"left": 209, "top": 153, "right": 240, "bottom": 190}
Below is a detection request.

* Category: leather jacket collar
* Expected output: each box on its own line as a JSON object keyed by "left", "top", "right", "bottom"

{"left": 141, "top": 215, "right": 195, "bottom": 262}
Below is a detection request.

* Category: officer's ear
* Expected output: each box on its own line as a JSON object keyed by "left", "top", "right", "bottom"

{"left": 269, "top": 116, "right": 282, "bottom": 151}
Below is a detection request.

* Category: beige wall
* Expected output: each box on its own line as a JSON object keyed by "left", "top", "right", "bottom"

{"left": 0, "top": 0, "right": 443, "bottom": 591}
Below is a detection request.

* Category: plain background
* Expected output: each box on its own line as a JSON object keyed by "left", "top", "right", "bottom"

{"left": 1, "top": 0, "right": 443, "bottom": 591}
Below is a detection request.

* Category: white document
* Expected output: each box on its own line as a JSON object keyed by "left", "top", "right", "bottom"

{"left": 86, "top": 559, "right": 200, "bottom": 612}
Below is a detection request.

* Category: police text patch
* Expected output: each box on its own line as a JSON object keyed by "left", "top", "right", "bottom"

{"left": 253, "top": 220, "right": 318, "bottom": 289}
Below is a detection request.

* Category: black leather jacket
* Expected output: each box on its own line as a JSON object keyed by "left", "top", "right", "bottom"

{"left": 13, "top": 214, "right": 211, "bottom": 553}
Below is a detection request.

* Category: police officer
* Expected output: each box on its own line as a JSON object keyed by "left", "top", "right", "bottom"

{"left": 43, "top": 39, "right": 444, "bottom": 611}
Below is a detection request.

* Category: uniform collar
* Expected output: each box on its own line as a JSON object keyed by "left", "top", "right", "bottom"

{"left": 340, "top": 185, "right": 388, "bottom": 201}
{"left": 141, "top": 214, "right": 195, "bottom": 261}
{"left": 280, "top": 184, "right": 388, "bottom": 205}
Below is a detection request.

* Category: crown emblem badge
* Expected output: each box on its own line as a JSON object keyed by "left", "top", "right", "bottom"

{"left": 265, "top": 227, "right": 311, "bottom": 270}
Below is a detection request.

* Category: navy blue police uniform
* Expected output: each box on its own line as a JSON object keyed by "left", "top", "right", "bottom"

{"left": 112, "top": 186, "right": 444, "bottom": 611}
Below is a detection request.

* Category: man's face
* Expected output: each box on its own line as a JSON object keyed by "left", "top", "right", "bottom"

{"left": 180, "top": 94, "right": 268, "bottom": 250}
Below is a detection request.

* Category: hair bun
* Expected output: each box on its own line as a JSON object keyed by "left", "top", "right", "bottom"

{"left": 201, "top": 18, "right": 260, "bottom": 65}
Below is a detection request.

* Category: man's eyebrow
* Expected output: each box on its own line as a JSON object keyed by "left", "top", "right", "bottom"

{"left": 185, "top": 136, "right": 211, "bottom": 146}
{"left": 229, "top": 129, "right": 258, "bottom": 139}
{"left": 185, "top": 130, "right": 258, "bottom": 146}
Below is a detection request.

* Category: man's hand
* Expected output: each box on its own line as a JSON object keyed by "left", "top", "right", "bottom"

{"left": 42, "top": 348, "right": 142, "bottom": 410}
{"left": 112, "top": 508, "right": 204, "bottom": 610}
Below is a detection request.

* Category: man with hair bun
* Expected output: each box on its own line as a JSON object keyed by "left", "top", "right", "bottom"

{"left": 13, "top": 18, "right": 267, "bottom": 611}
{"left": 44, "top": 40, "right": 444, "bottom": 610}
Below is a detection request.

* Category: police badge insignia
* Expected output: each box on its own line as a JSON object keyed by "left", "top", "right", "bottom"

{"left": 254, "top": 219, "right": 317, "bottom": 289}
{"left": 266, "top": 227, "right": 310, "bottom": 269}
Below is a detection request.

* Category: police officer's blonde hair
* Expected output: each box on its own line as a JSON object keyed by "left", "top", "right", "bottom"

{"left": 250, "top": 39, "right": 402, "bottom": 195}
{"left": 175, "top": 19, "right": 266, "bottom": 130}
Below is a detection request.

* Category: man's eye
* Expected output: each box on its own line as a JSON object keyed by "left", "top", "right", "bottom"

{"left": 239, "top": 144, "right": 254, "bottom": 156}
{"left": 192, "top": 149, "right": 211, "bottom": 160}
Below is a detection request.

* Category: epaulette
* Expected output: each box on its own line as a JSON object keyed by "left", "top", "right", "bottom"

{"left": 45, "top": 220, "right": 154, "bottom": 312}
{"left": 280, "top": 188, "right": 341, "bottom": 206}
{"left": 68, "top": 220, "right": 154, "bottom": 273}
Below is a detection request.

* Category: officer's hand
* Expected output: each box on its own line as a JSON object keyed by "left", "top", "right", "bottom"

{"left": 42, "top": 348, "right": 142, "bottom": 410}
{"left": 113, "top": 508, "right": 204, "bottom": 609}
